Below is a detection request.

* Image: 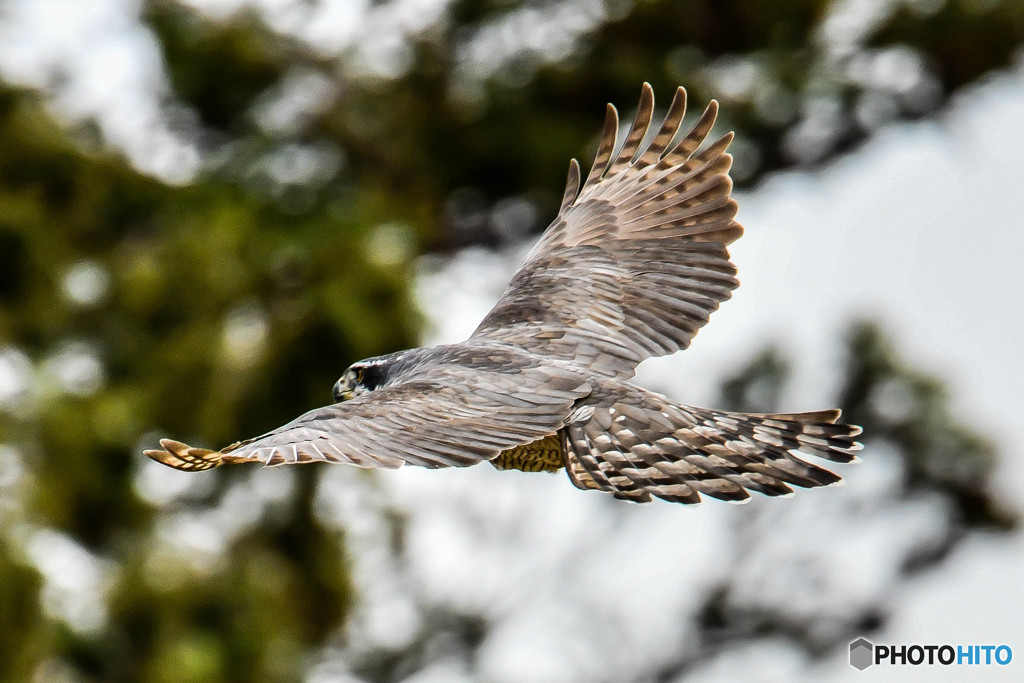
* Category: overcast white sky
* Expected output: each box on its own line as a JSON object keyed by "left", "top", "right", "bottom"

{"left": 1, "top": 0, "right": 1022, "bottom": 680}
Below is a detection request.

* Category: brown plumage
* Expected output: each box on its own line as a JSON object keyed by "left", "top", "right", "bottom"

{"left": 146, "top": 84, "right": 862, "bottom": 505}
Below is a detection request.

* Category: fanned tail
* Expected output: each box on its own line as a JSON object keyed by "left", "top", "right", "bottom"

{"left": 563, "top": 386, "right": 863, "bottom": 504}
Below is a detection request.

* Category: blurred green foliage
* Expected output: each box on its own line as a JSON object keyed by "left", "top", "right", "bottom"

{"left": 0, "top": 0, "right": 1020, "bottom": 679}
{"left": 840, "top": 323, "right": 1014, "bottom": 534}
{"left": 0, "top": 84, "right": 386, "bottom": 679}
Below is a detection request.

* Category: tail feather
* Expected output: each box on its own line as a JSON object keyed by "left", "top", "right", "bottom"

{"left": 563, "top": 387, "right": 863, "bottom": 504}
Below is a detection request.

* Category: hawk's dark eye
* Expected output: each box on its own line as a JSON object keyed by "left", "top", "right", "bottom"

{"left": 356, "top": 369, "right": 364, "bottom": 383}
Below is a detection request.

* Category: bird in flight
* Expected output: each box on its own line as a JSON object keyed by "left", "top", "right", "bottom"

{"left": 146, "top": 84, "right": 862, "bottom": 504}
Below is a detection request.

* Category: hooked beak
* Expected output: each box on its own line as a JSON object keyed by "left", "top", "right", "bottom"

{"left": 332, "top": 379, "right": 350, "bottom": 403}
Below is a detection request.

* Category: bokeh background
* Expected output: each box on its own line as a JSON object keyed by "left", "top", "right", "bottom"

{"left": 0, "top": 0, "right": 1022, "bottom": 681}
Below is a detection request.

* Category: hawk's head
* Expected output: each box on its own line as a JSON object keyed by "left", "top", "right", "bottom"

{"left": 333, "top": 358, "right": 390, "bottom": 402}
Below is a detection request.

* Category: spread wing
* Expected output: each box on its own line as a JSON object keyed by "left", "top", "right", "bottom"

{"left": 473, "top": 84, "right": 742, "bottom": 379}
{"left": 145, "top": 357, "right": 591, "bottom": 471}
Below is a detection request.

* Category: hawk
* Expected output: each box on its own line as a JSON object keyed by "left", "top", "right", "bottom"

{"left": 146, "top": 84, "right": 862, "bottom": 504}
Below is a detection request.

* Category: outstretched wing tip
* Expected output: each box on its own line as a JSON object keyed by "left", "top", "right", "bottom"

{"left": 142, "top": 448, "right": 169, "bottom": 462}
{"left": 560, "top": 158, "right": 582, "bottom": 210}
{"left": 145, "top": 439, "right": 225, "bottom": 472}
{"left": 639, "top": 81, "right": 654, "bottom": 103}
{"left": 583, "top": 103, "right": 621, "bottom": 186}
{"left": 602, "top": 102, "right": 619, "bottom": 130}
{"left": 670, "top": 85, "right": 687, "bottom": 110}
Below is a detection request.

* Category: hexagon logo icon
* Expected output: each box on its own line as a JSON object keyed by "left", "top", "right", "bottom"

{"left": 850, "top": 638, "right": 874, "bottom": 670}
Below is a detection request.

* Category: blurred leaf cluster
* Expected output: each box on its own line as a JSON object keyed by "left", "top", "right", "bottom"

{"left": 146, "top": 0, "right": 1024, "bottom": 247}
{"left": 0, "top": 84, "right": 395, "bottom": 679}
{"left": 0, "top": 0, "right": 1020, "bottom": 680}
